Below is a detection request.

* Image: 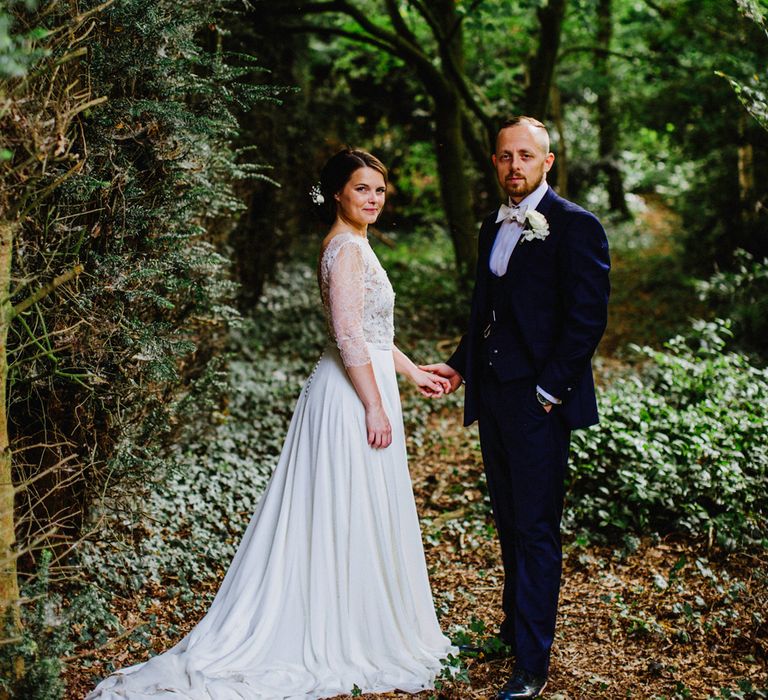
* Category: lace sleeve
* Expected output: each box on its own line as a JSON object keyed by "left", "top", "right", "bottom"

{"left": 328, "top": 239, "right": 371, "bottom": 368}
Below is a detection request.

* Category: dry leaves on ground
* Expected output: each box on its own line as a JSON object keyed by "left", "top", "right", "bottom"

{"left": 66, "top": 404, "right": 767, "bottom": 700}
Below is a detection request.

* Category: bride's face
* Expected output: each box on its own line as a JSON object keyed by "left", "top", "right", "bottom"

{"left": 334, "top": 167, "right": 386, "bottom": 229}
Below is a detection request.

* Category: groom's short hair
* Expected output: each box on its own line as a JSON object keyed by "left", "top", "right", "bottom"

{"left": 497, "top": 116, "right": 550, "bottom": 154}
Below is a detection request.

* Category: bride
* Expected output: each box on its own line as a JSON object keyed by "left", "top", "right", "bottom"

{"left": 86, "top": 149, "right": 456, "bottom": 700}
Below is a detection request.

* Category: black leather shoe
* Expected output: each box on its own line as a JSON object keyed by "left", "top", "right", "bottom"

{"left": 495, "top": 667, "right": 547, "bottom": 699}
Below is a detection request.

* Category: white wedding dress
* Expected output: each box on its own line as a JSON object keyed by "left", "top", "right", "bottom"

{"left": 86, "top": 232, "right": 454, "bottom": 700}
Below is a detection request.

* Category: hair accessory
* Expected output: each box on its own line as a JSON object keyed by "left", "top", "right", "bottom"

{"left": 309, "top": 184, "right": 324, "bottom": 205}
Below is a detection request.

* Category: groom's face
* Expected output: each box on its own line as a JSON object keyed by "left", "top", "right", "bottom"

{"left": 493, "top": 125, "right": 554, "bottom": 203}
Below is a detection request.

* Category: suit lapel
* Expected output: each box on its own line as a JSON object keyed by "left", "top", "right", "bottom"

{"left": 483, "top": 216, "right": 503, "bottom": 260}
{"left": 535, "top": 185, "right": 557, "bottom": 218}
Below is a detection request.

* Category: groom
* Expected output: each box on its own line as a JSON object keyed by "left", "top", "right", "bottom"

{"left": 423, "top": 116, "right": 610, "bottom": 699}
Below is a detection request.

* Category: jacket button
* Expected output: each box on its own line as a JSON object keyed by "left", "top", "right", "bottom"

{"left": 493, "top": 349, "right": 499, "bottom": 354}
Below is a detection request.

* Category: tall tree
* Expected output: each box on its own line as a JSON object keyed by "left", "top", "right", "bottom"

{"left": 595, "top": 0, "right": 630, "bottom": 218}
{"left": 525, "top": 0, "right": 568, "bottom": 118}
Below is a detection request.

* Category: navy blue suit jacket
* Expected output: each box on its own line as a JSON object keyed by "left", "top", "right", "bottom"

{"left": 448, "top": 186, "right": 611, "bottom": 430}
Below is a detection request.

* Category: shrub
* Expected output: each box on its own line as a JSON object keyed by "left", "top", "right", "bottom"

{"left": 0, "top": 551, "right": 71, "bottom": 700}
{"left": 567, "top": 319, "right": 768, "bottom": 548}
{"left": 696, "top": 249, "right": 768, "bottom": 362}
{"left": 2, "top": 0, "right": 276, "bottom": 693}
{"left": 1, "top": 0, "right": 276, "bottom": 572}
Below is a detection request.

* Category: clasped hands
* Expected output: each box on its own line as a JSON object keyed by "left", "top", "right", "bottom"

{"left": 411, "top": 362, "right": 463, "bottom": 399}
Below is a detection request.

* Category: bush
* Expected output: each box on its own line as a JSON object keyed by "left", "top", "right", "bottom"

{"left": 2, "top": 1, "right": 276, "bottom": 693}
{"left": 696, "top": 249, "right": 768, "bottom": 362}
{"left": 568, "top": 319, "right": 768, "bottom": 548}
{"left": 1, "top": 0, "right": 277, "bottom": 574}
{"left": 0, "top": 551, "right": 71, "bottom": 700}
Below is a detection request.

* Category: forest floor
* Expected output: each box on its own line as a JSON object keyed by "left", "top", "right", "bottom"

{"left": 65, "top": 199, "right": 767, "bottom": 699}
{"left": 383, "top": 407, "right": 767, "bottom": 699}
{"left": 65, "top": 401, "right": 768, "bottom": 700}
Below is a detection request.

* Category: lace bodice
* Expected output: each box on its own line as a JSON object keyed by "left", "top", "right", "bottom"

{"left": 319, "top": 232, "right": 395, "bottom": 368}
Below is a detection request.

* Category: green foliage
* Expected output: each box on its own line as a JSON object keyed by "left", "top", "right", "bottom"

{"left": 0, "top": 2, "right": 45, "bottom": 79}
{"left": 721, "top": 71, "right": 768, "bottom": 132}
{"left": 568, "top": 319, "right": 768, "bottom": 548}
{"left": 0, "top": 551, "right": 71, "bottom": 700}
{"left": 1, "top": 0, "right": 279, "bottom": 572}
{"left": 376, "top": 230, "right": 466, "bottom": 342}
{"left": 696, "top": 250, "right": 768, "bottom": 360}
{"left": 253, "top": 0, "right": 768, "bottom": 280}
{"left": 707, "top": 679, "right": 768, "bottom": 699}
{"left": 0, "top": 3, "right": 281, "bottom": 693}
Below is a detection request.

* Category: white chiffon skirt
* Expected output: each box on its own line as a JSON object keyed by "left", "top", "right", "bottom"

{"left": 86, "top": 343, "right": 454, "bottom": 700}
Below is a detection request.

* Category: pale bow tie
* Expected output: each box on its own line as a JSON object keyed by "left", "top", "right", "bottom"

{"left": 496, "top": 202, "right": 528, "bottom": 225}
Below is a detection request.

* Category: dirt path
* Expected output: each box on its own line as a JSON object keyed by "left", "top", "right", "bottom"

{"left": 599, "top": 195, "right": 703, "bottom": 357}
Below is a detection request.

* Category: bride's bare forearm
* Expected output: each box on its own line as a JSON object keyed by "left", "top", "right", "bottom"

{"left": 392, "top": 345, "right": 417, "bottom": 381}
{"left": 345, "top": 363, "right": 384, "bottom": 409}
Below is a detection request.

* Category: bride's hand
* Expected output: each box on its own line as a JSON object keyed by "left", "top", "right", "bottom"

{"left": 365, "top": 403, "right": 392, "bottom": 449}
{"left": 418, "top": 363, "right": 463, "bottom": 394}
{"left": 411, "top": 367, "right": 452, "bottom": 398}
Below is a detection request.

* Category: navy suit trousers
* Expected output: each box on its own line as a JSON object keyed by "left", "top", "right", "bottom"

{"left": 478, "top": 371, "right": 571, "bottom": 676}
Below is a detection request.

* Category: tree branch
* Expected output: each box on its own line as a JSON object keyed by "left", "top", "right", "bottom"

{"left": 11, "top": 264, "right": 83, "bottom": 319}
{"left": 265, "top": 2, "right": 450, "bottom": 100}
{"left": 444, "top": 55, "right": 496, "bottom": 144}
{"left": 279, "top": 24, "right": 396, "bottom": 54}
{"left": 559, "top": 45, "right": 643, "bottom": 62}
{"left": 330, "top": 0, "right": 441, "bottom": 86}
{"left": 384, "top": 0, "right": 419, "bottom": 48}
{"left": 444, "top": 0, "right": 486, "bottom": 45}
{"left": 403, "top": 0, "right": 496, "bottom": 141}
{"left": 408, "top": 0, "right": 445, "bottom": 43}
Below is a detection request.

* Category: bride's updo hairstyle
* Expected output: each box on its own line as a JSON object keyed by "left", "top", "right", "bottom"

{"left": 314, "top": 148, "right": 388, "bottom": 225}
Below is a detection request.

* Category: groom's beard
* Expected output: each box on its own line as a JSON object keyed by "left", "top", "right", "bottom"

{"left": 505, "top": 171, "right": 545, "bottom": 200}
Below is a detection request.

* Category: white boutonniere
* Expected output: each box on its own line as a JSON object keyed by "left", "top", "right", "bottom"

{"left": 520, "top": 210, "right": 550, "bottom": 242}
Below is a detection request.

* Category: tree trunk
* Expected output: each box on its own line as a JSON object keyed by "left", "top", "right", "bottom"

{"left": 596, "top": 0, "right": 630, "bottom": 219}
{"left": 525, "top": 0, "right": 568, "bottom": 118}
{"left": 0, "top": 219, "right": 21, "bottom": 683}
{"left": 550, "top": 83, "right": 569, "bottom": 197}
{"left": 432, "top": 91, "right": 478, "bottom": 282}
{"left": 429, "top": 0, "right": 479, "bottom": 281}
{"left": 737, "top": 110, "right": 756, "bottom": 224}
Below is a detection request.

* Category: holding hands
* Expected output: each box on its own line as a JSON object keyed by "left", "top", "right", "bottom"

{"left": 418, "top": 362, "right": 463, "bottom": 395}
{"left": 391, "top": 347, "right": 461, "bottom": 405}
{"left": 408, "top": 366, "right": 453, "bottom": 398}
